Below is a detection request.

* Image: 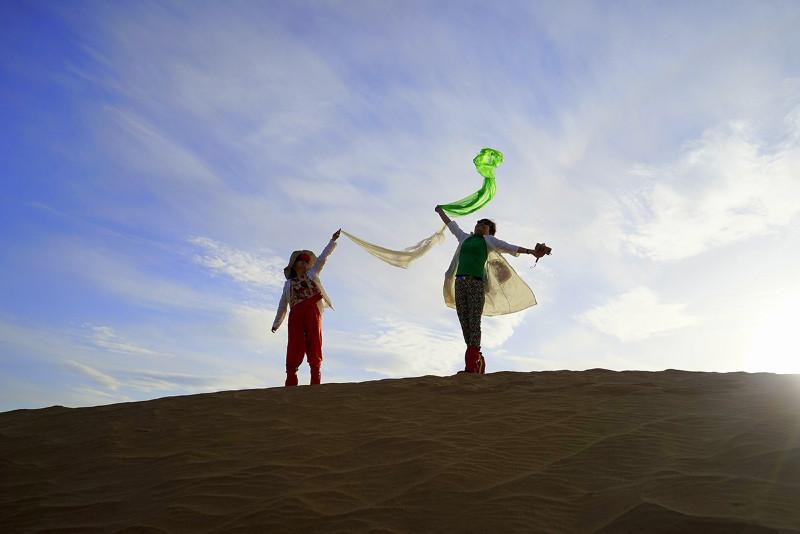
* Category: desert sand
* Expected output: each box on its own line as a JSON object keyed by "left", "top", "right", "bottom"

{"left": 2, "top": 369, "right": 800, "bottom": 533}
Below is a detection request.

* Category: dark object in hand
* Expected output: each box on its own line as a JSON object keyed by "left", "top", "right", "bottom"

{"left": 534, "top": 243, "right": 552, "bottom": 258}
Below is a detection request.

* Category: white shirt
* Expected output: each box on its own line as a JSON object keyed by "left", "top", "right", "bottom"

{"left": 272, "top": 239, "right": 337, "bottom": 331}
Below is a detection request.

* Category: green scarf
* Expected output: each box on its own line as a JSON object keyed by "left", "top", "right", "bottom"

{"left": 437, "top": 148, "right": 503, "bottom": 217}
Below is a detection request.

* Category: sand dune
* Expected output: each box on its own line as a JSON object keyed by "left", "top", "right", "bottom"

{"left": 2, "top": 370, "right": 800, "bottom": 533}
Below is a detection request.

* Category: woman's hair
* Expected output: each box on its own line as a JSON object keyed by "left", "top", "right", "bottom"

{"left": 477, "top": 218, "right": 496, "bottom": 235}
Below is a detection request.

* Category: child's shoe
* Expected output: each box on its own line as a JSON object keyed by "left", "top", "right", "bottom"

{"left": 310, "top": 366, "right": 321, "bottom": 385}
{"left": 285, "top": 370, "right": 299, "bottom": 387}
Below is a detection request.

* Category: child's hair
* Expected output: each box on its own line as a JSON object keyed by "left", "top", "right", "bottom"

{"left": 477, "top": 218, "right": 497, "bottom": 235}
{"left": 289, "top": 259, "right": 301, "bottom": 279}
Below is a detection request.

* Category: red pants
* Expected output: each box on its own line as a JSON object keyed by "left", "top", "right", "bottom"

{"left": 285, "top": 294, "right": 323, "bottom": 386}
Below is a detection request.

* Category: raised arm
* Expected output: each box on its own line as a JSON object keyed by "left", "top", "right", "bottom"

{"left": 309, "top": 229, "right": 340, "bottom": 277}
{"left": 436, "top": 206, "right": 468, "bottom": 241}
{"left": 435, "top": 205, "right": 452, "bottom": 226}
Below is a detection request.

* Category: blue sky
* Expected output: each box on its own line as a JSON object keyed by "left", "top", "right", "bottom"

{"left": 2, "top": 1, "right": 800, "bottom": 411}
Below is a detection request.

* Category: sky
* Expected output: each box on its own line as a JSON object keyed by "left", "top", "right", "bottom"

{"left": 2, "top": 0, "right": 800, "bottom": 411}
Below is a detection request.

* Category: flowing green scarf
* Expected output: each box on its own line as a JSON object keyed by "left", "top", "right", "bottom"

{"left": 437, "top": 147, "right": 503, "bottom": 217}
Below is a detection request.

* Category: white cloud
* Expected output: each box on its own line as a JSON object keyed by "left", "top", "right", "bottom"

{"left": 535, "top": 325, "right": 658, "bottom": 371}
{"left": 55, "top": 241, "right": 232, "bottom": 312}
{"left": 189, "top": 237, "right": 285, "bottom": 288}
{"left": 0, "top": 314, "right": 285, "bottom": 408}
{"left": 64, "top": 359, "right": 254, "bottom": 396}
{"left": 622, "top": 115, "right": 800, "bottom": 261}
{"left": 88, "top": 325, "right": 171, "bottom": 357}
{"left": 81, "top": 2, "right": 350, "bottom": 159}
{"left": 110, "top": 108, "right": 223, "bottom": 188}
{"left": 65, "top": 360, "right": 120, "bottom": 390}
{"left": 329, "top": 316, "right": 464, "bottom": 377}
{"left": 117, "top": 369, "right": 214, "bottom": 392}
{"left": 71, "top": 386, "right": 132, "bottom": 404}
{"left": 0, "top": 319, "right": 78, "bottom": 359}
{"left": 580, "top": 287, "right": 698, "bottom": 342}
{"left": 482, "top": 312, "right": 528, "bottom": 349}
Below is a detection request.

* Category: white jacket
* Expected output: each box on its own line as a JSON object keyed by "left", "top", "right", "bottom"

{"left": 444, "top": 221, "right": 537, "bottom": 316}
{"left": 272, "top": 239, "right": 337, "bottom": 331}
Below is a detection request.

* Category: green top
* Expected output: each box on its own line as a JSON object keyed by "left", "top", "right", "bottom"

{"left": 457, "top": 235, "right": 488, "bottom": 278}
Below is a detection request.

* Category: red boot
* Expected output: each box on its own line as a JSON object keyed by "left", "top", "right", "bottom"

{"left": 464, "top": 345, "right": 481, "bottom": 373}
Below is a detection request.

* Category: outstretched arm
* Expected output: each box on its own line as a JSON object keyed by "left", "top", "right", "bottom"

{"left": 489, "top": 238, "right": 549, "bottom": 258}
{"left": 309, "top": 229, "right": 340, "bottom": 277}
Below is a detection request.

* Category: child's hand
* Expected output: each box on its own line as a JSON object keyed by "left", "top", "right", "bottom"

{"left": 271, "top": 327, "right": 277, "bottom": 333}
{"left": 435, "top": 205, "right": 443, "bottom": 214}
{"left": 332, "top": 229, "right": 341, "bottom": 241}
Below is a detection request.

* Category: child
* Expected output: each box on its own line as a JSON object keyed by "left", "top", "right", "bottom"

{"left": 435, "top": 206, "right": 547, "bottom": 374}
{"left": 271, "top": 229, "right": 341, "bottom": 386}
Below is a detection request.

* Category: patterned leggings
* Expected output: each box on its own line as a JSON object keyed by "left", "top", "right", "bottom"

{"left": 455, "top": 277, "right": 485, "bottom": 347}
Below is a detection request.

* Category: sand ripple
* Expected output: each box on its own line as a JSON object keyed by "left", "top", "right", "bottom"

{"left": 2, "top": 370, "right": 800, "bottom": 532}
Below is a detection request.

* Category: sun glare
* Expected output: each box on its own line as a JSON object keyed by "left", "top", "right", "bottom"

{"left": 746, "top": 297, "right": 800, "bottom": 374}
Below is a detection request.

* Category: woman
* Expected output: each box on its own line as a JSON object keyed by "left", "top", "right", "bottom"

{"left": 435, "top": 206, "right": 547, "bottom": 374}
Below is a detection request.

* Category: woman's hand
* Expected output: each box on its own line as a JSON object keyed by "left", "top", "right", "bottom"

{"left": 532, "top": 243, "right": 551, "bottom": 258}
{"left": 435, "top": 205, "right": 451, "bottom": 225}
{"left": 332, "top": 229, "right": 341, "bottom": 241}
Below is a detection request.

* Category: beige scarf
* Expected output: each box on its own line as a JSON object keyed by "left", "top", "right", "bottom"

{"left": 342, "top": 226, "right": 536, "bottom": 316}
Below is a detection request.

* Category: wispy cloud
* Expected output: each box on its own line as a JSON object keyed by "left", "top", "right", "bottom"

{"left": 88, "top": 325, "right": 171, "bottom": 357}
{"left": 482, "top": 312, "right": 529, "bottom": 349}
{"left": 1, "top": 313, "right": 284, "bottom": 408}
{"left": 117, "top": 369, "right": 216, "bottom": 392}
{"left": 56, "top": 240, "right": 231, "bottom": 312}
{"left": 65, "top": 359, "right": 244, "bottom": 395}
{"left": 65, "top": 360, "right": 120, "bottom": 390}
{"left": 330, "top": 316, "right": 464, "bottom": 377}
{"left": 71, "top": 386, "right": 133, "bottom": 405}
{"left": 580, "top": 287, "right": 698, "bottom": 342}
{"left": 621, "top": 114, "right": 800, "bottom": 261}
{"left": 189, "top": 237, "right": 285, "bottom": 288}
{"left": 109, "top": 108, "right": 223, "bottom": 188}
{"left": 0, "top": 319, "right": 77, "bottom": 359}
